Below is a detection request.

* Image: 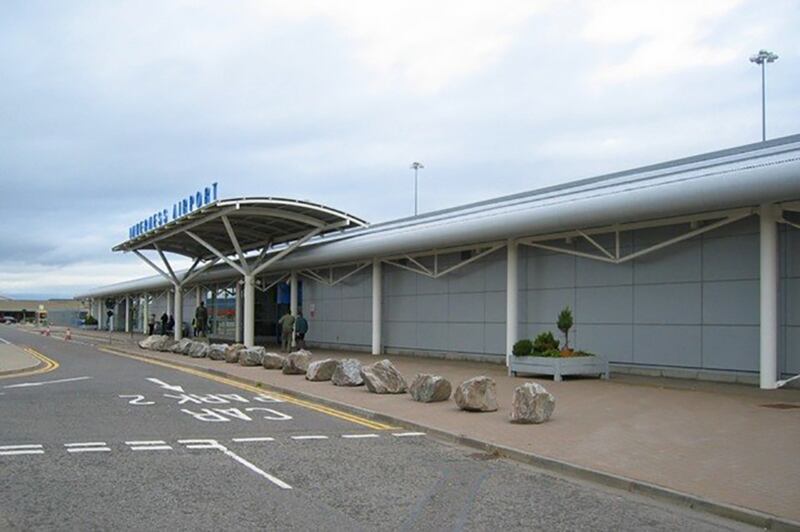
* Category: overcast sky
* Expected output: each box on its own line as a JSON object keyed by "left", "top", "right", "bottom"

{"left": 1, "top": 0, "right": 797, "bottom": 299}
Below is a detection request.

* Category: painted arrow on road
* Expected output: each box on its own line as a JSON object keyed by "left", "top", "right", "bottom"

{"left": 146, "top": 378, "right": 185, "bottom": 393}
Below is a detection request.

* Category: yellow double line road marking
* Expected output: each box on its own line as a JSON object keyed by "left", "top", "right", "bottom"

{"left": 98, "top": 346, "right": 396, "bottom": 431}
{"left": 0, "top": 347, "right": 59, "bottom": 380}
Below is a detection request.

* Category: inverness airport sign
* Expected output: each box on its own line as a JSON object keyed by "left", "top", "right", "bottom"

{"left": 128, "top": 182, "right": 219, "bottom": 240}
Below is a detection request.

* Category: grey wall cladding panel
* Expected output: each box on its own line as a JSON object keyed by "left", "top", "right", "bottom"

{"left": 385, "top": 295, "right": 417, "bottom": 322}
{"left": 484, "top": 323, "right": 505, "bottom": 354}
{"left": 416, "top": 273, "right": 448, "bottom": 295}
{"left": 484, "top": 253, "right": 507, "bottom": 291}
{"left": 417, "top": 322, "right": 450, "bottom": 351}
{"left": 702, "top": 281, "right": 759, "bottom": 325}
{"left": 449, "top": 322, "right": 484, "bottom": 353}
{"left": 447, "top": 260, "right": 486, "bottom": 293}
{"left": 634, "top": 283, "right": 701, "bottom": 324}
{"left": 525, "top": 251, "right": 575, "bottom": 289}
{"left": 384, "top": 321, "right": 418, "bottom": 349}
{"left": 633, "top": 241, "right": 702, "bottom": 284}
{"left": 340, "top": 297, "right": 368, "bottom": 322}
{"left": 786, "top": 278, "right": 800, "bottom": 326}
{"left": 786, "top": 327, "right": 800, "bottom": 373}
{"left": 578, "top": 324, "right": 633, "bottom": 363}
{"left": 525, "top": 288, "right": 574, "bottom": 324}
{"left": 384, "top": 268, "right": 417, "bottom": 296}
{"left": 576, "top": 254, "right": 633, "bottom": 287}
{"left": 576, "top": 286, "right": 632, "bottom": 324}
{"left": 786, "top": 226, "right": 800, "bottom": 277}
{"left": 484, "top": 291, "right": 506, "bottom": 323}
{"left": 448, "top": 292, "right": 485, "bottom": 323}
{"left": 633, "top": 325, "right": 702, "bottom": 367}
{"left": 702, "top": 234, "right": 759, "bottom": 281}
{"left": 416, "top": 293, "right": 448, "bottom": 322}
{"left": 704, "top": 216, "right": 759, "bottom": 238}
{"left": 702, "top": 326, "right": 758, "bottom": 371}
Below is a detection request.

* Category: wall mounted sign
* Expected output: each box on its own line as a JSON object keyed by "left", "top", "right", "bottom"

{"left": 128, "top": 182, "right": 219, "bottom": 240}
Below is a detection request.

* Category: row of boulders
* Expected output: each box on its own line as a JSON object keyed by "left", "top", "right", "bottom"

{"left": 136, "top": 335, "right": 555, "bottom": 424}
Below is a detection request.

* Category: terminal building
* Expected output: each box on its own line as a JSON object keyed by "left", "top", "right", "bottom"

{"left": 75, "top": 135, "right": 800, "bottom": 389}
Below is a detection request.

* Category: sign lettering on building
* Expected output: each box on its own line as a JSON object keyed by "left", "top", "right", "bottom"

{"left": 128, "top": 183, "right": 219, "bottom": 240}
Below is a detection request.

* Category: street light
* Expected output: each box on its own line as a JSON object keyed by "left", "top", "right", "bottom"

{"left": 749, "top": 49, "right": 778, "bottom": 142}
{"left": 410, "top": 162, "right": 424, "bottom": 216}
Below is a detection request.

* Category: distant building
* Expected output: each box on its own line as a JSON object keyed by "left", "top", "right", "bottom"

{"left": 0, "top": 298, "right": 85, "bottom": 326}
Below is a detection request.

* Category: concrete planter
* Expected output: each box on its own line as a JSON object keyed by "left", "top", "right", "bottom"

{"left": 510, "top": 354, "right": 609, "bottom": 382}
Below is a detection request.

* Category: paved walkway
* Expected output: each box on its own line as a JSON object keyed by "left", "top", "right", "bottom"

{"left": 0, "top": 339, "right": 41, "bottom": 376}
{"left": 37, "top": 327, "right": 800, "bottom": 523}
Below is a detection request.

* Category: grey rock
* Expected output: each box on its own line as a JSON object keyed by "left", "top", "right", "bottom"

{"left": 262, "top": 352, "right": 286, "bottom": 370}
{"left": 361, "top": 359, "right": 407, "bottom": 394}
{"left": 188, "top": 341, "right": 209, "bottom": 358}
{"left": 510, "top": 382, "right": 555, "bottom": 424}
{"left": 454, "top": 376, "right": 498, "bottom": 412}
{"left": 239, "top": 346, "right": 266, "bottom": 366}
{"left": 331, "top": 358, "right": 364, "bottom": 386}
{"left": 409, "top": 374, "right": 452, "bottom": 402}
{"left": 305, "top": 358, "right": 338, "bottom": 381}
{"left": 169, "top": 338, "right": 194, "bottom": 355}
{"left": 138, "top": 335, "right": 168, "bottom": 350}
{"left": 224, "top": 343, "right": 246, "bottom": 364}
{"left": 207, "top": 344, "right": 228, "bottom": 361}
{"left": 282, "top": 352, "right": 311, "bottom": 375}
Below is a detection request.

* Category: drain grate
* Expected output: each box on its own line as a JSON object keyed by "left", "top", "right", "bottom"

{"left": 760, "top": 403, "right": 800, "bottom": 410}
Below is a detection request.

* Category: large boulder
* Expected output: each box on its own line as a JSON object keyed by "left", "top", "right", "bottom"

{"left": 169, "top": 338, "right": 194, "bottom": 355}
{"left": 239, "top": 346, "right": 266, "bottom": 366}
{"left": 305, "top": 358, "right": 338, "bottom": 381}
{"left": 361, "top": 359, "right": 407, "bottom": 394}
{"left": 282, "top": 351, "right": 311, "bottom": 375}
{"left": 510, "top": 382, "right": 555, "bottom": 424}
{"left": 188, "top": 342, "right": 209, "bottom": 358}
{"left": 331, "top": 358, "right": 364, "bottom": 386}
{"left": 454, "top": 376, "right": 498, "bottom": 412}
{"left": 262, "top": 352, "right": 286, "bottom": 370}
{"left": 409, "top": 374, "right": 452, "bottom": 403}
{"left": 138, "top": 335, "right": 168, "bottom": 350}
{"left": 224, "top": 343, "right": 246, "bottom": 364}
{"left": 207, "top": 344, "right": 228, "bottom": 361}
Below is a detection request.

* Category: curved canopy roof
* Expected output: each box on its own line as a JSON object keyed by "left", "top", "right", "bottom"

{"left": 113, "top": 197, "right": 367, "bottom": 260}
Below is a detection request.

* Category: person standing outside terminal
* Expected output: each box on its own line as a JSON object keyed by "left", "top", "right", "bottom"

{"left": 294, "top": 311, "right": 308, "bottom": 350}
{"left": 148, "top": 314, "right": 155, "bottom": 336}
{"left": 278, "top": 310, "right": 295, "bottom": 352}
{"left": 195, "top": 301, "right": 208, "bottom": 338}
{"left": 160, "top": 312, "right": 168, "bottom": 335}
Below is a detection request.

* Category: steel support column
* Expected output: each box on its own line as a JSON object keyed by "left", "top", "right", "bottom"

{"left": 371, "top": 259, "right": 382, "bottom": 355}
{"left": 243, "top": 275, "right": 255, "bottom": 347}
{"left": 235, "top": 281, "right": 242, "bottom": 343}
{"left": 290, "top": 271, "right": 298, "bottom": 348}
{"left": 142, "top": 293, "right": 149, "bottom": 333}
{"left": 506, "top": 239, "right": 519, "bottom": 371}
{"left": 173, "top": 286, "right": 183, "bottom": 341}
{"left": 760, "top": 204, "right": 780, "bottom": 389}
{"left": 124, "top": 295, "right": 131, "bottom": 333}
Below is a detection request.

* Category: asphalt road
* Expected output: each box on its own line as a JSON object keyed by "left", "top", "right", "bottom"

{"left": 0, "top": 327, "right": 753, "bottom": 531}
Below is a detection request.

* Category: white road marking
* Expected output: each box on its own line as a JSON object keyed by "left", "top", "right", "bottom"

{"left": 392, "top": 432, "right": 426, "bottom": 437}
{"left": 291, "top": 435, "right": 328, "bottom": 441}
{"left": 146, "top": 378, "right": 185, "bottom": 393}
{"left": 222, "top": 447, "right": 292, "bottom": 489}
{"left": 130, "top": 445, "right": 173, "bottom": 451}
{"left": 124, "top": 440, "right": 166, "bottom": 446}
{"left": 3, "top": 376, "right": 92, "bottom": 389}
{"left": 68, "top": 447, "right": 111, "bottom": 453}
{"left": 0, "top": 337, "right": 11, "bottom": 344}
{"left": 0, "top": 449, "right": 44, "bottom": 456}
{"left": 178, "top": 439, "right": 218, "bottom": 444}
{"left": 231, "top": 437, "right": 275, "bottom": 443}
{"left": 341, "top": 434, "right": 379, "bottom": 439}
{"left": 64, "top": 442, "right": 107, "bottom": 447}
{"left": 186, "top": 444, "right": 221, "bottom": 449}
{"left": 0, "top": 444, "right": 42, "bottom": 450}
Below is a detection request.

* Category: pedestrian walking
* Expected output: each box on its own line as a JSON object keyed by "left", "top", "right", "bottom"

{"left": 148, "top": 314, "right": 155, "bottom": 335}
{"left": 195, "top": 301, "right": 208, "bottom": 337}
{"left": 167, "top": 314, "right": 175, "bottom": 334}
{"left": 160, "top": 312, "right": 168, "bottom": 335}
{"left": 277, "top": 310, "right": 295, "bottom": 352}
{"left": 294, "top": 311, "right": 308, "bottom": 350}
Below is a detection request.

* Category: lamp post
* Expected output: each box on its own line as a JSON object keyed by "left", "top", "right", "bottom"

{"left": 749, "top": 49, "right": 778, "bottom": 142}
{"left": 410, "top": 161, "right": 424, "bottom": 216}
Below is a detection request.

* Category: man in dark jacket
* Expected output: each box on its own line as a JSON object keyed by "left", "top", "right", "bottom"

{"left": 195, "top": 301, "right": 208, "bottom": 337}
{"left": 294, "top": 311, "right": 309, "bottom": 350}
{"left": 160, "top": 312, "right": 168, "bottom": 335}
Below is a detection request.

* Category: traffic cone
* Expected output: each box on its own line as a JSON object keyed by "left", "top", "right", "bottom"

{"left": 65, "top": 328, "right": 72, "bottom": 341}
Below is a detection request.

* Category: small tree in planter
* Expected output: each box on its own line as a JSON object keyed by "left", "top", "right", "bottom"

{"left": 557, "top": 306, "right": 573, "bottom": 355}
{"left": 512, "top": 339, "right": 533, "bottom": 357}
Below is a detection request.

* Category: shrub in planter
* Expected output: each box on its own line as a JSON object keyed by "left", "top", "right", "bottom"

{"left": 539, "top": 348, "right": 562, "bottom": 358}
{"left": 512, "top": 339, "right": 533, "bottom": 357}
{"left": 557, "top": 306, "right": 574, "bottom": 349}
{"left": 84, "top": 315, "right": 98, "bottom": 326}
{"left": 532, "top": 331, "right": 559, "bottom": 354}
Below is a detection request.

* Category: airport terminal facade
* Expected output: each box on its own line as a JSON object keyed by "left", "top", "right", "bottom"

{"left": 76, "top": 135, "right": 800, "bottom": 389}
